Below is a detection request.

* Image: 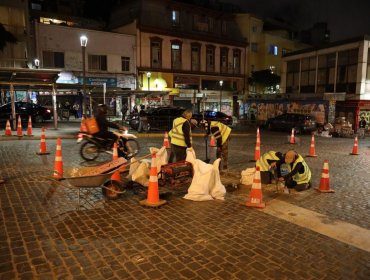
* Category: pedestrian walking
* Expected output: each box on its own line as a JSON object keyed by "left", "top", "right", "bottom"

{"left": 168, "top": 109, "right": 193, "bottom": 163}
{"left": 358, "top": 116, "right": 367, "bottom": 139}
{"left": 73, "top": 102, "right": 80, "bottom": 119}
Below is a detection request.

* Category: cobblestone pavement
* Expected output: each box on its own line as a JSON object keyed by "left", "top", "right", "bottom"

{"left": 0, "top": 131, "right": 370, "bottom": 279}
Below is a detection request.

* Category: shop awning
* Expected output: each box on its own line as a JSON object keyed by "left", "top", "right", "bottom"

{"left": 0, "top": 68, "right": 60, "bottom": 89}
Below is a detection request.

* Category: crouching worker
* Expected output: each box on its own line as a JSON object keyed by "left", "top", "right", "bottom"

{"left": 206, "top": 121, "right": 231, "bottom": 170}
{"left": 276, "top": 150, "right": 312, "bottom": 192}
{"left": 256, "top": 151, "right": 283, "bottom": 184}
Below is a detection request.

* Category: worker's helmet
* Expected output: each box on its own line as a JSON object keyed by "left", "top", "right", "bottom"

{"left": 97, "top": 104, "right": 108, "bottom": 115}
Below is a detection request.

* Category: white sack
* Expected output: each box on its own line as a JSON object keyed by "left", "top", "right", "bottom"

{"left": 240, "top": 167, "right": 256, "bottom": 185}
{"left": 131, "top": 161, "right": 150, "bottom": 187}
{"left": 183, "top": 149, "right": 226, "bottom": 201}
{"left": 128, "top": 157, "right": 141, "bottom": 180}
{"left": 149, "top": 146, "right": 168, "bottom": 172}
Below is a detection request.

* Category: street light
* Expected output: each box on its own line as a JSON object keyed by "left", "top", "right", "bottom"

{"left": 219, "top": 80, "right": 223, "bottom": 112}
{"left": 80, "top": 35, "right": 88, "bottom": 116}
{"left": 146, "top": 72, "right": 151, "bottom": 91}
{"left": 34, "top": 58, "right": 40, "bottom": 69}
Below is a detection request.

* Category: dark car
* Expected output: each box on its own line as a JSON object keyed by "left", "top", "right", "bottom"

{"left": 265, "top": 113, "right": 317, "bottom": 134}
{"left": 0, "top": 102, "right": 52, "bottom": 125}
{"left": 128, "top": 106, "right": 188, "bottom": 132}
{"left": 192, "top": 110, "right": 233, "bottom": 127}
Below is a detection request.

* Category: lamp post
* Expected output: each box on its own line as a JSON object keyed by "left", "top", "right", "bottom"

{"left": 219, "top": 80, "right": 223, "bottom": 112}
{"left": 146, "top": 72, "right": 151, "bottom": 91}
{"left": 34, "top": 58, "right": 40, "bottom": 69}
{"left": 80, "top": 35, "right": 88, "bottom": 116}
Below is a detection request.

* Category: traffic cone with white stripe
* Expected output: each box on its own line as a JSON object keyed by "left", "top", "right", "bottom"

{"left": 37, "top": 127, "right": 50, "bottom": 155}
{"left": 140, "top": 152, "right": 167, "bottom": 207}
{"left": 4, "top": 120, "right": 12, "bottom": 136}
{"left": 111, "top": 143, "right": 122, "bottom": 181}
{"left": 16, "top": 115, "right": 23, "bottom": 137}
{"left": 315, "top": 160, "right": 334, "bottom": 193}
{"left": 246, "top": 167, "right": 266, "bottom": 208}
{"left": 254, "top": 127, "right": 261, "bottom": 161}
{"left": 163, "top": 131, "right": 170, "bottom": 148}
{"left": 210, "top": 135, "right": 216, "bottom": 147}
{"left": 290, "top": 128, "right": 295, "bottom": 144}
{"left": 26, "top": 116, "right": 33, "bottom": 136}
{"left": 53, "top": 137, "right": 63, "bottom": 179}
{"left": 350, "top": 136, "right": 359, "bottom": 155}
{"left": 307, "top": 133, "right": 317, "bottom": 157}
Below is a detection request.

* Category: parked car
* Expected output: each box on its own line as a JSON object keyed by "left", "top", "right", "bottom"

{"left": 128, "top": 106, "right": 190, "bottom": 132}
{"left": 265, "top": 113, "right": 317, "bottom": 134}
{"left": 0, "top": 102, "right": 52, "bottom": 125}
{"left": 192, "top": 110, "right": 233, "bottom": 127}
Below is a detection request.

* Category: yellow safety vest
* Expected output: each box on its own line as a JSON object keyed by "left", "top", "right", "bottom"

{"left": 210, "top": 121, "right": 231, "bottom": 145}
{"left": 168, "top": 117, "right": 192, "bottom": 147}
{"left": 290, "top": 155, "right": 311, "bottom": 184}
{"left": 256, "top": 151, "right": 280, "bottom": 172}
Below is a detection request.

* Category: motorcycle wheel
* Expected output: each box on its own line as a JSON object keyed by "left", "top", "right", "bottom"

{"left": 122, "top": 138, "right": 140, "bottom": 160}
{"left": 80, "top": 141, "right": 100, "bottom": 161}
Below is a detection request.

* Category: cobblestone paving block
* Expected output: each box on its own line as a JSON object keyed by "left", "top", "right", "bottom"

{"left": 0, "top": 137, "right": 370, "bottom": 279}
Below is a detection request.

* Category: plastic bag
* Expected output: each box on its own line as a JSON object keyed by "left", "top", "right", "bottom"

{"left": 240, "top": 167, "right": 255, "bottom": 185}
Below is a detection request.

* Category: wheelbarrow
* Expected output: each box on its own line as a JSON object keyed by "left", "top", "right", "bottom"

{"left": 57, "top": 158, "right": 128, "bottom": 208}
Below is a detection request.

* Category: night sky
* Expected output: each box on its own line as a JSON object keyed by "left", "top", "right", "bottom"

{"left": 229, "top": 0, "right": 370, "bottom": 41}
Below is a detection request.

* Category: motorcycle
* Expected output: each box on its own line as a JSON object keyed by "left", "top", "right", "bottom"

{"left": 78, "top": 130, "right": 140, "bottom": 161}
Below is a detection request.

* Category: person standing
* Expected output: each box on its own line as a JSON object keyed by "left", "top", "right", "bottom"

{"left": 207, "top": 121, "right": 232, "bottom": 170}
{"left": 276, "top": 150, "right": 312, "bottom": 192}
{"left": 168, "top": 109, "right": 193, "bottom": 163}
{"left": 121, "top": 103, "right": 128, "bottom": 122}
{"left": 359, "top": 116, "right": 367, "bottom": 139}
{"left": 73, "top": 102, "right": 80, "bottom": 119}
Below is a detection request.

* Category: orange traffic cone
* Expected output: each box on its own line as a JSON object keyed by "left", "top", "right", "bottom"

{"left": 290, "top": 128, "right": 295, "bottom": 144}
{"left": 17, "top": 115, "right": 23, "bottom": 137}
{"left": 315, "top": 160, "right": 334, "bottom": 193}
{"left": 36, "top": 127, "right": 50, "bottom": 155}
{"left": 140, "top": 152, "right": 167, "bottom": 207}
{"left": 210, "top": 135, "right": 216, "bottom": 147}
{"left": 246, "top": 167, "right": 266, "bottom": 208}
{"left": 307, "top": 133, "right": 317, "bottom": 157}
{"left": 254, "top": 127, "right": 261, "bottom": 161}
{"left": 53, "top": 137, "right": 63, "bottom": 179}
{"left": 350, "top": 136, "right": 359, "bottom": 155}
{"left": 4, "top": 120, "right": 12, "bottom": 136}
{"left": 26, "top": 116, "right": 33, "bottom": 136}
{"left": 163, "top": 131, "right": 170, "bottom": 148}
{"left": 111, "top": 143, "right": 123, "bottom": 181}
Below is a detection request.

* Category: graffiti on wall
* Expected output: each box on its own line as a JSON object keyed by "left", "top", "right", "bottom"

{"left": 243, "top": 100, "right": 328, "bottom": 124}
{"left": 359, "top": 111, "right": 370, "bottom": 125}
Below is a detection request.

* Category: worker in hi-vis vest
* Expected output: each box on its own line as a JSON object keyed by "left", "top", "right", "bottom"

{"left": 256, "top": 151, "right": 283, "bottom": 184}
{"left": 207, "top": 121, "right": 231, "bottom": 170}
{"left": 168, "top": 109, "right": 193, "bottom": 163}
{"left": 276, "top": 150, "right": 312, "bottom": 192}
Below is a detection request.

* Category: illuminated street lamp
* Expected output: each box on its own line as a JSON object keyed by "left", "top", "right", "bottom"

{"left": 219, "top": 80, "right": 223, "bottom": 111}
{"left": 80, "top": 35, "right": 88, "bottom": 116}
{"left": 34, "top": 58, "right": 40, "bottom": 69}
{"left": 146, "top": 72, "right": 151, "bottom": 91}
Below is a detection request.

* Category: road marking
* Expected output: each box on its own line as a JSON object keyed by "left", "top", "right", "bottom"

{"left": 260, "top": 200, "right": 370, "bottom": 253}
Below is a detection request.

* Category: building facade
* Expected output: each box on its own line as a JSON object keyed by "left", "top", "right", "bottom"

{"left": 110, "top": 0, "right": 247, "bottom": 117}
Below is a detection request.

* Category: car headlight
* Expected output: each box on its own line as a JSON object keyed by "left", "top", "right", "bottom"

{"left": 46, "top": 109, "right": 51, "bottom": 113}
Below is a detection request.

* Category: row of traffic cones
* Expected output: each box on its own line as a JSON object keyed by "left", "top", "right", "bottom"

{"left": 3, "top": 116, "right": 34, "bottom": 137}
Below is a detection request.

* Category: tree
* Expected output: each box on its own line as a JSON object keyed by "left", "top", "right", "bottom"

{"left": 0, "top": 23, "right": 17, "bottom": 51}
{"left": 248, "top": 69, "right": 281, "bottom": 93}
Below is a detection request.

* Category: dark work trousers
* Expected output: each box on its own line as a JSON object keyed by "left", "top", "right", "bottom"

{"left": 169, "top": 144, "right": 187, "bottom": 163}
{"left": 285, "top": 178, "right": 311, "bottom": 191}
{"left": 216, "top": 138, "right": 229, "bottom": 169}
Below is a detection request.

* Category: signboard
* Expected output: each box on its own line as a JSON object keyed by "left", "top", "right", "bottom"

{"left": 78, "top": 77, "right": 117, "bottom": 87}
{"left": 323, "top": 92, "right": 346, "bottom": 101}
